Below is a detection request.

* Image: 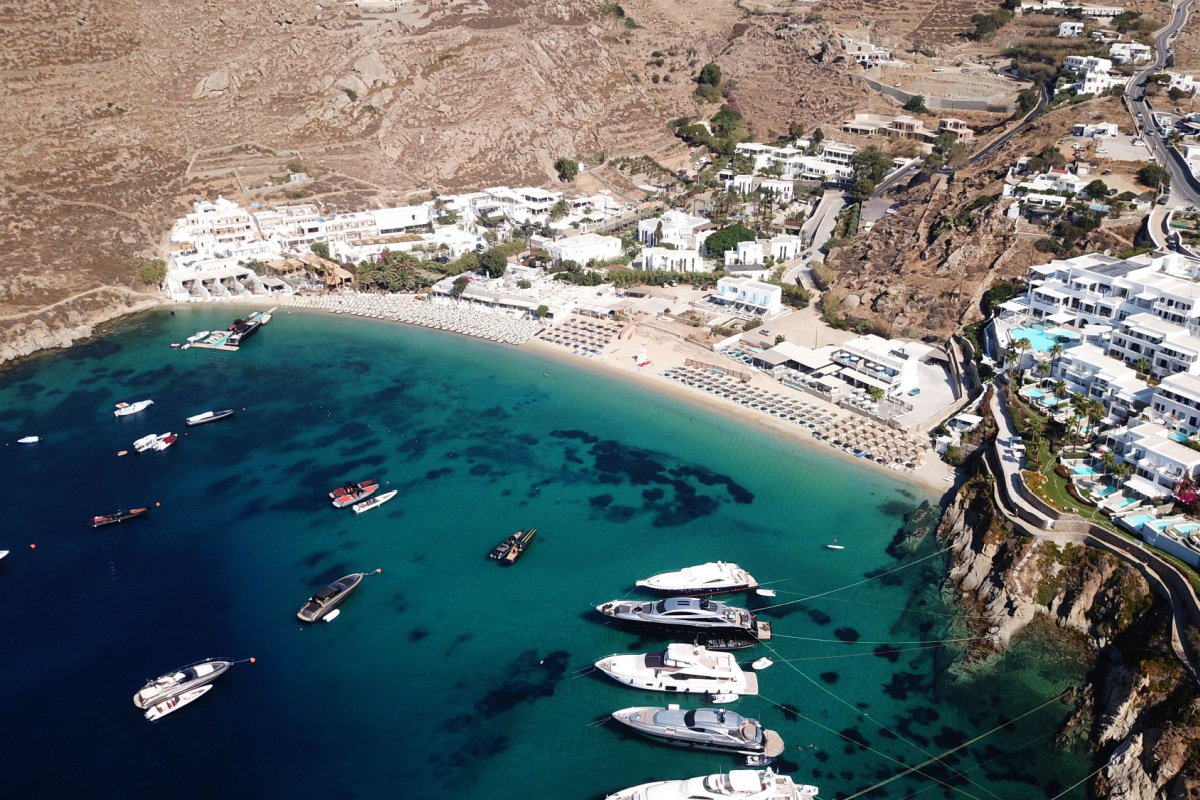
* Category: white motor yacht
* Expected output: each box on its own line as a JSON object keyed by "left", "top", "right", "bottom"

{"left": 606, "top": 770, "right": 818, "bottom": 800}
{"left": 186, "top": 331, "right": 210, "bottom": 343}
{"left": 594, "top": 644, "right": 758, "bottom": 699}
{"left": 132, "top": 434, "right": 160, "bottom": 453}
{"left": 144, "top": 685, "right": 213, "bottom": 721}
{"left": 133, "top": 658, "right": 231, "bottom": 709}
{"left": 114, "top": 400, "right": 154, "bottom": 417}
{"left": 635, "top": 562, "right": 758, "bottom": 596}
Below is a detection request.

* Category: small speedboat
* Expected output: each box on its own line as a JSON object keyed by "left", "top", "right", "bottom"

{"left": 152, "top": 433, "right": 177, "bottom": 451}
{"left": 755, "top": 589, "right": 777, "bottom": 598}
{"left": 353, "top": 489, "right": 397, "bottom": 515}
{"left": 17, "top": 436, "right": 39, "bottom": 444}
{"left": 499, "top": 528, "right": 536, "bottom": 566}
{"left": 331, "top": 483, "right": 378, "bottom": 508}
{"left": 133, "top": 658, "right": 231, "bottom": 709}
{"left": 132, "top": 434, "right": 160, "bottom": 453}
{"left": 186, "top": 331, "right": 210, "bottom": 343}
{"left": 751, "top": 658, "right": 773, "bottom": 670}
{"left": 330, "top": 479, "right": 378, "bottom": 499}
{"left": 114, "top": 400, "right": 154, "bottom": 417}
{"left": 488, "top": 532, "right": 519, "bottom": 560}
{"left": 297, "top": 573, "right": 365, "bottom": 622}
{"left": 185, "top": 409, "right": 235, "bottom": 426}
{"left": 170, "top": 343, "right": 183, "bottom": 349}
{"left": 0, "top": 550, "right": 9, "bottom": 561}
{"left": 89, "top": 508, "right": 148, "bottom": 528}
{"left": 144, "top": 685, "right": 213, "bottom": 721}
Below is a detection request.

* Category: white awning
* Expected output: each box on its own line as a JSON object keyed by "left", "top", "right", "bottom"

{"left": 1000, "top": 299, "right": 1030, "bottom": 312}
{"left": 1046, "top": 311, "right": 1075, "bottom": 323}
{"left": 1125, "top": 475, "right": 1172, "bottom": 499}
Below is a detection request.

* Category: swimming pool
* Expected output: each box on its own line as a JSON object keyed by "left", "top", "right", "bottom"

{"left": 1022, "top": 388, "right": 1046, "bottom": 398}
{"left": 1175, "top": 523, "right": 1200, "bottom": 534}
{"left": 1093, "top": 486, "right": 1117, "bottom": 497}
{"left": 1124, "top": 513, "right": 1156, "bottom": 529}
{"left": 1170, "top": 432, "right": 1189, "bottom": 443}
{"left": 1009, "top": 325, "right": 1059, "bottom": 353}
{"left": 1114, "top": 497, "right": 1139, "bottom": 509}
{"left": 1072, "top": 465, "right": 1097, "bottom": 476}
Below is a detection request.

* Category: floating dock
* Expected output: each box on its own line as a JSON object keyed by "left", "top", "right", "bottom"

{"left": 187, "top": 307, "right": 276, "bottom": 352}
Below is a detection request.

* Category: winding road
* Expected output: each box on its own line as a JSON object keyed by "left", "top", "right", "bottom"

{"left": 1129, "top": 0, "right": 1200, "bottom": 207}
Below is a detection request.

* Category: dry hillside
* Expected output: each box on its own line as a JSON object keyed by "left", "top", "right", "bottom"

{"left": 0, "top": 0, "right": 1010, "bottom": 361}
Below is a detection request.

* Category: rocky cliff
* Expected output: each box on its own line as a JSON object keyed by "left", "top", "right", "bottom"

{"left": 937, "top": 465, "right": 1200, "bottom": 799}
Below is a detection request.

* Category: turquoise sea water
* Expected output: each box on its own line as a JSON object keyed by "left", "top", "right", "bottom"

{"left": 0, "top": 308, "right": 1096, "bottom": 799}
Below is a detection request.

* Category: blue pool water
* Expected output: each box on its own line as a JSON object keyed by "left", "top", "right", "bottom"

{"left": 1125, "top": 514, "right": 1156, "bottom": 528}
{"left": 1072, "top": 466, "right": 1098, "bottom": 476}
{"left": 1010, "top": 326, "right": 1059, "bottom": 353}
{"left": 0, "top": 307, "right": 1099, "bottom": 800}
{"left": 1093, "top": 486, "right": 1118, "bottom": 497}
{"left": 1176, "top": 523, "right": 1200, "bottom": 534}
{"left": 1023, "top": 388, "right": 1046, "bottom": 398}
{"left": 1114, "top": 497, "right": 1139, "bottom": 509}
{"left": 1170, "top": 433, "right": 1189, "bottom": 443}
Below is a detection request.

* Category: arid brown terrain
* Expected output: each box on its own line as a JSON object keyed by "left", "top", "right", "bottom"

{"left": 0, "top": 0, "right": 1011, "bottom": 362}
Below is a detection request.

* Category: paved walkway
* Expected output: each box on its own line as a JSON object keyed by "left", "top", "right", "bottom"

{"left": 984, "top": 385, "right": 1200, "bottom": 684}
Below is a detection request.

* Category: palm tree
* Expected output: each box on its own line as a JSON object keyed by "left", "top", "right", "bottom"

{"left": 1068, "top": 413, "right": 1081, "bottom": 450}
{"left": 1135, "top": 357, "right": 1152, "bottom": 377}
{"left": 1013, "top": 338, "right": 1032, "bottom": 380}
{"left": 1049, "top": 342, "right": 1064, "bottom": 361}
{"left": 1054, "top": 380, "right": 1067, "bottom": 398}
{"left": 1035, "top": 360, "right": 1052, "bottom": 378}
{"left": 1113, "top": 461, "right": 1133, "bottom": 486}
{"left": 1101, "top": 451, "right": 1117, "bottom": 476}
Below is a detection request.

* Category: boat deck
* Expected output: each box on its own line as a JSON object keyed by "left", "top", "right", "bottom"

{"left": 188, "top": 341, "right": 240, "bottom": 351}
{"left": 763, "top": 730, "right": 784, "bottom": 757}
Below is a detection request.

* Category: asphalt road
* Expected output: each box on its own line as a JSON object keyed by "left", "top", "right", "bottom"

{"left": 1129, "top": 0, "right": 1200, "bottom": 208}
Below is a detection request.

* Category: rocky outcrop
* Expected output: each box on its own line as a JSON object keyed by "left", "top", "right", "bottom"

{"left": 0, "top": 289, "right": 160, "bottom": 366}
{"left": 938, "top": 460, "right": 1200, "bottom": 799}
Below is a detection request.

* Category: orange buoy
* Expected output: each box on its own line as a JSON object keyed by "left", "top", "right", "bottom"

{"left": 376, "top": 568, "right": 382, "bottom": 573}
{"left": 30, "top": 544, "right": 36, "bottom": 549}
{"left": 250, "top": 657, "right": 256, "bottom": 663}
{"left": 155, "top": 502, "right": 161, "bottom": 507}
{"left": 118, "top": 450, "right": 128, "bottom": 456}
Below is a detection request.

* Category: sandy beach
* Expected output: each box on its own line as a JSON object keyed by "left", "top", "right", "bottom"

{"left": 524, "top": 320, "right": 953, "bottom": 494}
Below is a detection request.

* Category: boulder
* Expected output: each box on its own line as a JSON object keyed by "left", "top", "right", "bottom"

{"left": 193, "top": 70, "right": 231, "bottom": 99}
{"left": 353, "top": 52, "right": 393, "bottom": 86}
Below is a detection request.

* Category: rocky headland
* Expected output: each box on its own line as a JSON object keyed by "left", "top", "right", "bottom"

{"left": 937, "top": 463, "right": 1200, "bottom": 799}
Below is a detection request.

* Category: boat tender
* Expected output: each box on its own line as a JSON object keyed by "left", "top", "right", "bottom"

{"left": 144, "top": 685, "right": 213, "bottom": 721}
{"left": 499, "top": 528, "right": 536, "bottom": 566}
{"left": 594, "top": 643, "right": 758, "bottom": 699}
{"left": 330, "top": 479, "right": 378, "bottom": 499}
{"left": 89, "top": 508, "right": 148, "bottom": 528}
{"left": 186, "top": 409, "right": 235, "bottom": 426}
{"left": 297, "top": 572, "right": 365, "bottom": 622}
{"left": 605, "top": 769, "right": 818, "bottom": 800}
{"left": 611, "top": 705, "right": 784, "bottom": 764}
{"left": 17, "top": 436, "right": 39, "bottom": 444}
{"left": 331, "top": 484, "right": 378, "bottom": 508}
{"left": 636, "top": 562, "right": 758, "bottom": 596}
{"left": 353, "top": 489, "right": 397, "bottom": 515}
{"left": 133, "top": 658, "right": 231, "bottom": 709}
{"left": 596, "top": 596, "right": 771, "bottom": 641}
{"left": 114, "top": 400, "right": 154, "bottom": 417}
{"left": 186, "top": 331, "right": 210, "bottom": 343}
{"left": 150, "top": 433, "right": 177, "bottom": 451}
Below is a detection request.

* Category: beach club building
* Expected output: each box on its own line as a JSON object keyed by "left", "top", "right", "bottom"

{"left": 713, "top": 277, "right": 782, "bottom": 317}
{"left": 830, "top": 334, "right": 922, "bottom": 397}
{"left": 640, "top": 247, "right": 706, "bottom": 272}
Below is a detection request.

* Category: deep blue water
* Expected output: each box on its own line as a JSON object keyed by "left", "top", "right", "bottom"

{"left": 0, "top": 307, "right": 1095, "bottom": 799}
